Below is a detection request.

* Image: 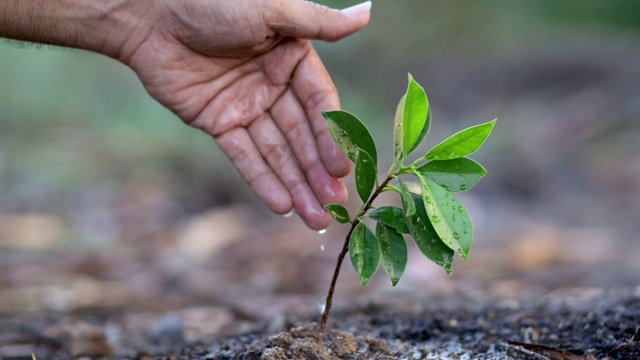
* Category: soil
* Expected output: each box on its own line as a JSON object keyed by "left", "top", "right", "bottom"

{"left": 2, "top": 287, "right": 638, "bottom": 359}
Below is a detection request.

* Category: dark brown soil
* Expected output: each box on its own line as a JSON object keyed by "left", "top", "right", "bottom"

{"left": 3, "top": 288, "right": 638, "bottom": 359}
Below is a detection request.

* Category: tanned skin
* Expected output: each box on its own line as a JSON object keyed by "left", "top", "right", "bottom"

{"left": 0, "top": 0, "right": 371, "bottom": 229}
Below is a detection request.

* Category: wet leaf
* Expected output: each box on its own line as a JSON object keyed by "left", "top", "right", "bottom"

{"left": 349, "top": 222, "right": 380, "bottom": 286}
{"left": 324, "top": 204, "right": 350, "bottom": 224}
{"left": 417, "top": 158, "right": 487, "bottom": 192}
{"left": 393, "top": 94, "right": 406, "bottom": 163}
{"left": 395, "top": 178, "right": 415, "bottom": 217}
{"left": 424, "top": 119, "right": 496, "bottom": 160}
{"left": 355, "top": 149, "right": 377, "bottom": 202}
{"left": 416, "top": 174, "right": 473, "bottom": 259}
{"left": 376, "top": 222, "right": 407, "bottom": 286}
{"left": 402, "top": 74, "right": 430, "bottom": 157}
{"left": 410, "top": 109, "right": 432, "bottom": 155}
{"left": 322, "top": 110, "right": 377, "bottom": 165}
{"left": 369, "top": 206, "right": 410, "bottom": 234}
{"left": 404, "top": 194, "right": 454, "bottom": 274}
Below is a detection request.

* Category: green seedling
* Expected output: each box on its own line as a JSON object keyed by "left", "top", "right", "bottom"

{"left": 319, "top": 74, "right": 496, "bottom": 336}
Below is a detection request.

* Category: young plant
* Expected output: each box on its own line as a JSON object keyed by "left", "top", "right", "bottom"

{"left": 319, "top": 74, "right": 496, "bottom": 336}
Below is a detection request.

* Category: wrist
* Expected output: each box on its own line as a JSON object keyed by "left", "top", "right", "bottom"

{"left": 0, "top": 0, "right": 153, "bottom": 61}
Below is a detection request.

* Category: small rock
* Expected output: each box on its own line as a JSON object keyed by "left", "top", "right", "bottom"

{"left": 268, "top": 333, "right": 294, "bottom": 348}
{"left": 290, "top": 340, "right": 338, "bottom": 360}
{"left": 327, "top": 331, "right": 358, "bottom": 357}
{"left": 261, "top": 347, "right": 289, "bottom": 360}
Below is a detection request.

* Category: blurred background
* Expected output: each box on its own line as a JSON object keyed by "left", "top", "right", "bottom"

{"left": 1, "top": 0, "right": 640, "bottom": 326}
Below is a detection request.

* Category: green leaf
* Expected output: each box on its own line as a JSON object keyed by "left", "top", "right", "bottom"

{"left": 395, "top": 177, "right": 415, "bottom": 217}
{"left": 324, "top": 204, "right": 350, "bottom": 224}
{"left": 393, "top": 95, "right": 406, "bottom": 163}
{"left": 417, "top": 158, "right": 487, "bottom": 192}
{"left": 376, "top": 222, "right": 408, "bottom": 286}
{"left": 409, "top": 108, "right": 432, "bottom": 154}
{"left": 355, "top": 149, "right": 377, "bottom": 202}
{"left": 349, "top": 222, "right": 380, "bottom": 286}
{"left": 368, "top": 206, "right": 410, "bottom": 234}
{"left": 416, "top": 174, "right": 473, "bottom": 259}
{"left": 402, "top": 74, "right": 430, "bottom": 157}
{"left": 405, "top": 194, "right": 454, "bottom": 274}
{"left": 424, "top": 119, "right": 496, "bottom": 160}
{"left": 322, "top": 110, "right": 377, "bottom": 165}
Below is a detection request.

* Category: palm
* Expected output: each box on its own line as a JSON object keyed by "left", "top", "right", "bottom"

{"left": 127, "top": 31, "right": 349, "bottom": 230}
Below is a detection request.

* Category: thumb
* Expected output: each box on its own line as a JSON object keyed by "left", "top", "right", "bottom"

{"left": 268, "top": 0, "right": 371, "bottom": 42}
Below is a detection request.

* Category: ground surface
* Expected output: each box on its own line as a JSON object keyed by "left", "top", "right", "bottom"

{"left": 2, "top": 287, "right": 639, "bottom": 359}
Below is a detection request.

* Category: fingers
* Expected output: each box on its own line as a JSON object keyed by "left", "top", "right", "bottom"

{"left": 246, "top": 115, "right": 333, "bottom": 230}
{"left": 215, "top": 127, "right": 293, "bottom": 215}
{"left": 291, "top": 43, "right": 352, "bottom": 178}
{"left": 271, "top": 89, "right": 348, "bottom": 206}
{"left": 267, "top": 0, "right": 371, "bottom": 42}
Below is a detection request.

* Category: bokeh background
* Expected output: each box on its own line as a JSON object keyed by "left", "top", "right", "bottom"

{"left": 1, "top": 0, "right": 640, "bottom": 324}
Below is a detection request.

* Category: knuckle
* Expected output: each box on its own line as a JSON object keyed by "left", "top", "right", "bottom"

{"left": 304, "top": 88, "right": 335, "bottom": 114}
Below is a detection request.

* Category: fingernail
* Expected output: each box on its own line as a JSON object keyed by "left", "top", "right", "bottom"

{"left": 283, "top": 209, "right": 295, "bottom": 218}
{"left": 341, "top": 1, "right": 372, "bottom": 16}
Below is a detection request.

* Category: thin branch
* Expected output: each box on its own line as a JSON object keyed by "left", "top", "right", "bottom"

{"left": 318, "top": 175, "right": 393, "bottom": 339}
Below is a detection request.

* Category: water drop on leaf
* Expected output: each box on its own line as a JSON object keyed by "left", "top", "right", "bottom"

{"left": 432, "top": 215, "right": 441, "bottom": 223}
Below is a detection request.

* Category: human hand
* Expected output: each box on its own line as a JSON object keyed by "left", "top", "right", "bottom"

{"left": 122, "top": 0, "right": 371, "bottom": 230}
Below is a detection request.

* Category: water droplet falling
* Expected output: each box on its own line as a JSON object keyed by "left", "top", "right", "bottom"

{"left": 320, "top": 245, "right": 325, "bottom": 251}
{"left": 318, "top": 303, "right": 326, "bottom": 314}
{"left": 318, "top": 229, "right": 327, "bottom": 234}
